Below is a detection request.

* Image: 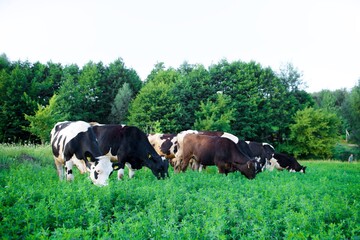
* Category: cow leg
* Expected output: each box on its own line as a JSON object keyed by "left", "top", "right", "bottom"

{"left": 264, "top": 158, "right": 273, "bottom": 171}
{"left": 54, "top": 157, "right": 64, "bottom": 180}
{"left": 266, "top": 158, "right": 277, "bottom": 171}
{"left": 172, "top": 156, "right": 181, "bottom": 172}
{"left": 117, "top": 168, "right": 124, "bottom": 180}
{"left": 180, "top": 152, "right": 194, "bottom": 172}
{"left": 72, "top": 157, "right": 87, "bottom": 174}
{"left": 199, "top": 164, "right": 204, "bottom": 172}
{"left": 270, "top": 158, "right": 284, "bottom": 171}
{"left": 116, "top": 153, "right": 127, "bottom": 180}
{"left": 65, "top": 160, "right": 74, "bottom": 181}
{"left": 189, "top": 159, "right": 198, "bottom": 171}
{"left": 126, "top": 163, "right": 136, "bottom": 178}
{"left": 174, "top": 148, "right": 183, "bottom": 172}
{"left": 216, "top": 163, "right": 229, "bottom": 175}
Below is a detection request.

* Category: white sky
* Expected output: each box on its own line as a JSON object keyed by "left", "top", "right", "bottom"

{"left": 1, "top": 0, "right": 359, "bottom": 93}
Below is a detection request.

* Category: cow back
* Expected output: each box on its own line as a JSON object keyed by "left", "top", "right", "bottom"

{"left": 51, "top": 121, "right": 102, "bottom": 162}
{"left": 273, "top": 153, "right": 306, "bottom": 173}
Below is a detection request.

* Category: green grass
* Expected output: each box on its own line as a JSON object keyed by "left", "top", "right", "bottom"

{"left": 0, "top": 144, "right": 359, "bottom": 239}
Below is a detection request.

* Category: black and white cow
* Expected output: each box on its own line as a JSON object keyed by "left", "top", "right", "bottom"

{"left": 50, "top": 121, "right": 113, "bottom": 186}
{"left": 91, "top": 124, "right": 169, "bottom": 180}
{"left": 269, "top": 153, "right": 306, "bottom": 173}
{"left": 245, "top": 141, "right": 275, "bottom": 171}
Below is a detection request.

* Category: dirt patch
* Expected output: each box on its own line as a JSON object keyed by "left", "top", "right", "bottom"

{"left": 16, "top": 153, "right": 38, "bottom": 163}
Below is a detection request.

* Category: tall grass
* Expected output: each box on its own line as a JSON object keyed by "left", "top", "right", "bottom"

{"left": 0, "top": 145, "right": 359, "bottom": 239}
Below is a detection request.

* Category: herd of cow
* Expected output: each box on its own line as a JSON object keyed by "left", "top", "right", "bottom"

{"left": 51, "top": 121, "right": 306, "bottom": 186}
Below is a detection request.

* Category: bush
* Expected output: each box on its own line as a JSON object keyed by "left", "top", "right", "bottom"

{"left": 332, "top": 143, "right": 360, "bottom": 161}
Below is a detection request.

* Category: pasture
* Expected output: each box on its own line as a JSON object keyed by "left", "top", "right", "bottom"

{"left": 0, "top": 144, "right": 359, "bottom": 239}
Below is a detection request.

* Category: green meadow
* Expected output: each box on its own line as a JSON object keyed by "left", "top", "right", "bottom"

{"left": 0, "top": 144, "right": 359, "bottom": 239}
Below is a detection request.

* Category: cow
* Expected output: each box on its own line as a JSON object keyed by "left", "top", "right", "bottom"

{"left": 50, "top": 121, "right": 113, "bottom": 186}
{"left": 91, "top": 124, "right": 169, "bottom": 180}
{"left": 245, "top": 141, "right": 275, "bottom": 171}
{"left": 147, "top": 133, "right": 178, "bottom": 166}
{"left": 269, "top": 153, "right": 306, "bottom": 173}
{"left": 176, "top": 134, "right": 260, "bottom": 179}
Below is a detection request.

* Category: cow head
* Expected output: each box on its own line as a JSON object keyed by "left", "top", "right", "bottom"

{"left": 291, "top": 165, "right": 306, "bottom": 173}
{"left": 237, "top": 160, "right": 257, "bottom": 179}
{"left": 252, "top": 159, "right": 263, "bottom": 174}
{"left": 151, "top": 157, "right": 169, "bottom": 179}
{"left": 262, "top": 143, "right": 275, "bottom": 159}
{"left": 144, "top": 153, "right": 170, "bottom": 179}
{"left": 87, "top": 156, "right": 113, "bottom": 186}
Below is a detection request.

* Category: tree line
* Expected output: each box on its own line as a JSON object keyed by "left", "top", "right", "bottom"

{"left": 0, "top": 53, "right": 359, "bottom": 159}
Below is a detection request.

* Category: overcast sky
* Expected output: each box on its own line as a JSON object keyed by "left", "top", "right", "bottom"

{"left": 1, "top": 0, "right": 359, "bottom": 92}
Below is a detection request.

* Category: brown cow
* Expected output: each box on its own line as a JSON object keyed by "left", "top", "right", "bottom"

{"left": 177, "top": 134, "right": 259, "bottom": 179}
{"left": 174, "top": 130, "right": 266, "bottom": 172}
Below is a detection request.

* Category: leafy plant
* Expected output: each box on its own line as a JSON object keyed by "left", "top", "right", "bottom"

{"left": 1, "top": 145, "right": 359, "bottom": 239}
{"left": 289, "top": 107, "right": 341, "bottom": 159}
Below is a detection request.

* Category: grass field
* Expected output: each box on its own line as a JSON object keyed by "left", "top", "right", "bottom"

{"left": 0, "top": 144, "right": 359, "bottom": 239}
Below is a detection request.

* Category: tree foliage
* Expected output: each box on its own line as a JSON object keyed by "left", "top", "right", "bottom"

{"left": 24, "top": 94, "right": 68, "bottom": 144}
{"left": 289, "top": 107, "right": 341, "bottom": 159}
{"left": 109, "top": 83, "right": 133, "bottom": 124}
{"left": 0, "top": 53, "right": 358, "bottom": 159}
{"left": 172, "top": 63, "right": 213, "bottom": 130}
{"left": 0, "top": 63, "right": 35, "bottom": 142}
{"left": 194, "top": 93, "right": 235, "bottom": 132}
{"left": 127, "top": 69, "right": 181, "bottom": 133}
{"left": 342, "top": 80, "right": 360, "bottom": 145}
{"left": 40, "top": 60, "right": 140, "bottom": 124}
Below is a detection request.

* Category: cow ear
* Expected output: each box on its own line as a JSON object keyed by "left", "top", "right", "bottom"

{"left": 84, "top": 151, "right": 95, "bottom": 162}
{"left": 112, "top": 163, "right": 120, "bottom": 170}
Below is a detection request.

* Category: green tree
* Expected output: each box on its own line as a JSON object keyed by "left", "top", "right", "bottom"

{"left": 127, "top": 69, "right": 181, "bottom": 133}
{"left": 0, "top": 53, "right": 10, "bottom": 70}
{"left": 53, "top": 64, "right": 81, "bottom": 121}
{"left": 289, "top": 107, "right": 341, "bottom": 159}
{"left": 278, "top": 63, "right": 306, "bottom": 91}
{"left": 342, "top": 80, "right": 360, "bottom": 145}
{"left": 172, "top": 63, "right": 213, "bottom": 130}
{"left": 109, "top": 82, "right": 133, "bottom": 124}
{"left": 194, "top": 93, "right": 235, "bottom": 132}
{"left": 77, "top": 61, "right": 105, "bottom": 121}
{"left": 102, "top": 59, "right": 142, "bottom": 120}
{"left": 208, "top": 60, "right": 291, "bottom": 141}
{"left": 312, "top": 89, "right": 349, "bottom": 141}
{"left": 55, "top": 62, "right": 107, "bottom": 122}
{"left": 275, "top": 63, "right": 314, "bottom": 144}
{"left": 24, "top": 94, "right": 68, "bottom": 144}
{"left": 29, "top": 61, "right": 63, "bottom": 106}
{"left": 0, "top": 62, "right": 34, "bottom": 142}
{"left": 145, "top": 62, "right": 166, "bottom": 82}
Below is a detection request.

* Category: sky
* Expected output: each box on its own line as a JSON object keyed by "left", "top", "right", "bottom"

{"left": 0, "top": 0, "right": 359, "bottom": 93}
